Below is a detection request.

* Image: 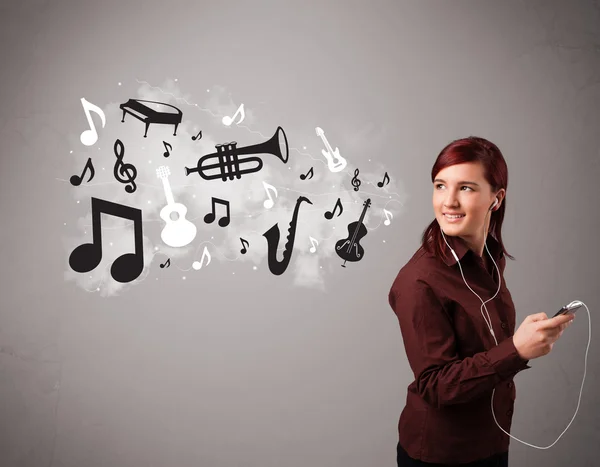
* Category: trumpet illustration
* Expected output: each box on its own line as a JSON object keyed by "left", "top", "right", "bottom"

{"left": 185, "top": 127, "right": 289, "bottom": 182}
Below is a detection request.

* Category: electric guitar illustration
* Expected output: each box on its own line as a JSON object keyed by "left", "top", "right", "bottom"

{"left": 156, "top": 166, "right": 197, "bottom": 247}
{"left": 315, "top": 126, "right": 348, "bottom": 173}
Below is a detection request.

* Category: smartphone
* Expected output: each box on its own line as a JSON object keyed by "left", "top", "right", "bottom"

{"left": 553, "top": 301, "right": 583, "bottom": 318}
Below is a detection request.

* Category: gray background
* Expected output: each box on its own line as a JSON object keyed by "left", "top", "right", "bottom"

{"left": 1, "top": 0, "right": 599, "bottom": 466}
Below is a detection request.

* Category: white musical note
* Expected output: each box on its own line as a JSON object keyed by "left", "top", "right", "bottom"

{"left": 262, "top": 181, "right": 278, "bottom": 209}
{"left": 222, "top": 103, "right": 245, "bottom": 126}
{"left": 80, "top": 97, "right": 106, "bottom": 146}
{"left": 309, "top": 236, "right": 319, "bottom": 253}
{"left": 383, "top": 208, "right": 393, "bottom": 226}
{"left": 192, "top": 246, "right": 211, "bottom": 270}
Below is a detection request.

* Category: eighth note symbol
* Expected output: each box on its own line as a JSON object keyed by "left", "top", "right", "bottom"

{"left": 262, "top": 181, "right": 278, "bottom": 209}
{"left": 192, "top": 246, "right": 211, "bottom": 270}
{"left": 204, "top": 197, "right": 231, "bottom": 227}
{"left": 191, "top": 130, "right": 202, "bottom": 141}
{"left": 324, "top": 198, "right": 343, "bottom": 219}
{"left": 68, "top": 197, "right": 144, "bottom": 283}
{"left": 70, "top": 157, "right": 95, "bottom": 186}
{"left": 240, "top": 237, "right": 249, "bottom": 254}
{"left": 160, "top": 258, "right": 171, "bottom": 268}
{"left": 222, "top": 104, "right": 245, "bottom": 126}
{"left": 377, "top": 171, "right": 390, "bottom": 187}
{"left": 383, "top": 209, "right": 393, "bottom": 226}
{"left": 309, "top": 236, "right": 319, "bottom": 253}
{"left": 80, "top": 97, "right": 106, "bottom": 146}
{"left": 163, "top": 141, "right": 172, "bottom": 157}
{"left": 300, "top": 167, "right": 314, "bottom": 180}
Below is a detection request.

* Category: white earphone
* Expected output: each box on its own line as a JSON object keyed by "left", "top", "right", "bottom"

{"left": 439, "top": 195, "right": 589, "bottom": 450}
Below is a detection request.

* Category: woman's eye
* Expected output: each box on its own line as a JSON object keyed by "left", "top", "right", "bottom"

{"left": 434, "top": 184, "right": 473, "bottom": 191}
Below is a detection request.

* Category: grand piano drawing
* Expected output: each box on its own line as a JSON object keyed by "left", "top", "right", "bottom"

{"left": 119, "top": 99, "right": 183, "bottom": 137}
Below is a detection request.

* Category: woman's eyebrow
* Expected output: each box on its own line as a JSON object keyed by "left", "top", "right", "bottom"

{"left": 434, "top": 178, "right": 480, "bottom": 187}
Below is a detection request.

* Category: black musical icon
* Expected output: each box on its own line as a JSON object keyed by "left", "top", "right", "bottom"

{"left": 113, "top": 139, "right": 138, "bottom": 193}
{"left": 163, "top": 141, "right": 172, "bottom": 157}
{"left": 69, "top": 197, "right": 144, "bottom": 283}
{"left": 240, "top": 237, "right": 249, "bottom": 254}
{"left": 160, "top": 258, "right": 171, "bottom": 268}
{"left": 119, "top": 99, "right": 182, "bottom": 137}
{"left": 336, "top": 198, "right": 371, "bottom": 267}
{"left": 204, "top": 197, "right": 230, "bottom": 227}
{"left": 185, "top": 127, "right": 289, "bottom": 182}
{"left": 324, "top": 198, "right": 343, "bottom": 219}
{"left": 70, "top": 157, "right": 95, "bottom": 186}
{"left": 300, "top": 167, "right": 314, "bottom": 180}
{"left": 191, "top": 130, "right": 202, "bottom": 141}
{"left": 377, "top": 171, "right": 390, "bottom": 187}
{"left": 351, "top": 168, "right": 361, "bottom": 192}
{"left": 263, "top": 196, "right": 312, "bottom": 276}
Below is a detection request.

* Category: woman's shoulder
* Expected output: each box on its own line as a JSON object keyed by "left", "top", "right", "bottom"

{"left": 390, "top": 245, "right": 442, "bottom": 292}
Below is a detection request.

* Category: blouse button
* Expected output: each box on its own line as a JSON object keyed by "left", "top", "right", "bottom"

{"left": 506, "top": 409, "right": 513, "bottom": 416}
{"left": 507, "top": 381, "right": 513, "bottom": 388}
{"left": 501, "top": 322, "right": 507, "bottom": 329}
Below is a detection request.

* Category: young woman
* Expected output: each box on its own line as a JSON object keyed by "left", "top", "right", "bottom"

{"left": 388, "top": 137, "right": 575, "bottom": 466}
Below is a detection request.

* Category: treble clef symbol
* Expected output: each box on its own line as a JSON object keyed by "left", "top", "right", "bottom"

{"left": 113, "top": 138, "right": 138, "bottom": 193}
{"left": 351, "top": 168, "right": 361, "bottom": 192}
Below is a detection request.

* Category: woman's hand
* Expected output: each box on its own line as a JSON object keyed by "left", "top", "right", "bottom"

{"left": 513, "top": 312, "right": 575, "bottom": 360}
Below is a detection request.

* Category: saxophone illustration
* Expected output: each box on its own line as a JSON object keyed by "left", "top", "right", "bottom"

{"left": 263, "top": 196, "right": 312, "bottom": 276}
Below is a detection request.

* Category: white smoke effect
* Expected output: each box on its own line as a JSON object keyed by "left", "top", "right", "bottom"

{"left": 62, "top": 79, "right": 407, "bottom": 296}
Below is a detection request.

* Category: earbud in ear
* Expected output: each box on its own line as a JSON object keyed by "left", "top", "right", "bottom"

{"left": 490, "top": 197, "right": 499, "bottom": 211}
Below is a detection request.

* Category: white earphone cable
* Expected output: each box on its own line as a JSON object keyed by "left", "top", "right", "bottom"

{"left": 439, "top": 200, "right": 590, "bottom": 449}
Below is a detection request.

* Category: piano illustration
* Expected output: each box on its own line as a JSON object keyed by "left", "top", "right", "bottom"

{"left": 119, "top": 99, "right": 183, "bottom": 138}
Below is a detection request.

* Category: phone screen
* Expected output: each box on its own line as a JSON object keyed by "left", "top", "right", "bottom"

{"left": 553, "top": 304, "right": 582, "bottom": 318}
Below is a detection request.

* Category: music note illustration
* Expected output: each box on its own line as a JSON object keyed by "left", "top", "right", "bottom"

{"left": 324, "top": 198, "right": 343, "bottom": 219}
{"left": 113, "top": 139, "right": 138, "bottom": 193}
{"left": 163, "top": 141, "right": 172, "bottom": 157}
{"left": 192, "top": 246, "right": 211, "bottom": 270}
{"left": 262, "top": 181, "right": 278, "bottom": 209}
{"left": 70, "top": 157, "right": 95, "bottom": 186}
{"left": 300, "top": 167, "right": 314, "bottom": 180}
{"left": 222, "top": 104, "right": 245, "bottom": 126}
{"left": 351, "top": 168, "right": 361, "bottom": 192}
{"left": 377, "top": 171, "right": 390, "bottom": 188}
{"left": 309, "top": 236, "right": 319, "bottom": 253}
{"left": 240, "top": 237, "right": 250, "bottom": 254}
{"left": 80, "top": 97, "right": 106, "bottom": 146}
{"left": 160, "top": 258, "right": 171, "bottom": 268}
{"left": 204, "top": 197, "right": 230, "bottom": 227}
{"left": 192, "top": 130, "right": 202, "bottom": 141}
{"left": 383, "top": 209, "right": 393, "bottom": 226}
{"left": 69, "top": 197, "right": 144, "bottom": 283}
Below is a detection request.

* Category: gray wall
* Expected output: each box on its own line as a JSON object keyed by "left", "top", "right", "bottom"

{"left": 1, "top": 0, "right": 599, "bottom": 466}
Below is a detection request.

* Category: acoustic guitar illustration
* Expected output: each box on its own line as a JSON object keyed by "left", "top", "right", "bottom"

{"left": 156, "top": 166, "right": 197, "bottom": 247}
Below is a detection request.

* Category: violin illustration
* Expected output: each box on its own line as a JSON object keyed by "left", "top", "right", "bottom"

{"left": 335, "top": 198, "right": 371, "bottom": 267}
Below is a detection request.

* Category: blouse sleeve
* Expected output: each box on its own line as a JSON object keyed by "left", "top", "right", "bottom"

{"left": 389, "top": 277, "right": 531, "bottom": 409}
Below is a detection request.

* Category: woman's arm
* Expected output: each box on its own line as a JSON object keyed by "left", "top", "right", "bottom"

{"left": 389, "top": 277, "right": 531, "bottom": 409}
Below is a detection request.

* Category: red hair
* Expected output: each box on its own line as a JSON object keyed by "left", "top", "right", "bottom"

{"left": 420, "top": 136, "right": 515, "bottom": 264}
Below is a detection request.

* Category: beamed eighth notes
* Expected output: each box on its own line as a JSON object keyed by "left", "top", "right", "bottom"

{"left": 69, "top": 197, "right": 144, "bottom": 283}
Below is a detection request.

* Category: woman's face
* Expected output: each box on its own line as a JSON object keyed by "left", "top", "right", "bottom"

{"left": 432, "top": 162, "right": 502, "bottom": 239}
